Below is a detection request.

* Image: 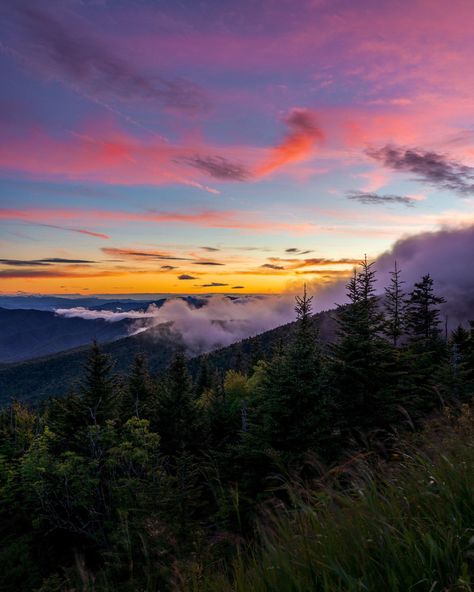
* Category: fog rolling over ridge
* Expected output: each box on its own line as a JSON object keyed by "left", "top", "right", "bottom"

{"left": 52, "top": 224, "right": 474, "bottom": 354}
{"left": 56, "top": 295, "right": 296, "bottom": 355}
{"left": 308, "top": 224, "right": 474, "bottom": 329}
{"left": 374, "top": 225, "right": 474, "bottom": 327}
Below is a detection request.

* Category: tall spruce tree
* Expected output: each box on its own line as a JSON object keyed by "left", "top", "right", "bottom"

{"left": 255, "top": 286, "right": 326, "bottom": 455}
{"left": 79, "top": 340, "right": 117, "bottom": 425}
{"left": 122, "top": 354, "right": 151, "bottom": 418}
{"left": 330, "top": 257, "right": 396, "bottom": 433}
{"left": 406, "top": 274, "right": 446, "bottom": 343}
{"left": 384, "top": 260, "right": 406, "bottom": 346}
{"left": 155, "top": 352, "right": 205, "bottom": 458}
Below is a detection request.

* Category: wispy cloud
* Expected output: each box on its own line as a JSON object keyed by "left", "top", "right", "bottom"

{"left": 261, "top": 263, "right": 285, "bottom": 270}
{"left": 367, "top": 145, "right": 474, "bottom": 195}
{"left": 347, "top": 190, "right": 417, "bottom": 207}
{"left": 179, "top": 155, "right": 250, "bottom": 181}
{"left": 285, "top": 247, "right": 313, "bottom": 254}
{"left": 1, "top": 207, "right": 318, "bottom": 234}
{"left": 0, "top": 257, "right": 95, "bottom": 266}
{"left": 37, "top": 224, "right": 110, "bottom": 239}
{"left": 12, "top": 5, "right": 209, "bottom": 112}
{"left": 267, "top": 257, "right": 360, "bottom": 270}
{"left": 101, "top": 247, "right": 191, "bottom": 261}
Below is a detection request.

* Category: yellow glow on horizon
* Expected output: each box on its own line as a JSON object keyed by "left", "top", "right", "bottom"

{"left": 0, "top": 267, "right": 354, "bottom": 295}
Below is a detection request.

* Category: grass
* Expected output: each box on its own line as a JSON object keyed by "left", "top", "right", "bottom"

{"left": 190, "top": 406, "right": 474, "bottom": 592}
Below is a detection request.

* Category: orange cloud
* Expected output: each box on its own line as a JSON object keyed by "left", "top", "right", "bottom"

{"left": 256, "top": 108, "right": 324, "bottom": 177}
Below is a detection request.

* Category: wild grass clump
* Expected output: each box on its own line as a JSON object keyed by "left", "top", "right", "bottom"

{"left": 192, "top": 406, "right": 474, "bottom": 592}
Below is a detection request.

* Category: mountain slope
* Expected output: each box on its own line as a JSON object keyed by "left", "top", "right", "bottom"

{"left": 0, "top": 307, "right": 135, "bottom": 363}
{"left": 0, "top": 310, "right": 337, "bottom": 406}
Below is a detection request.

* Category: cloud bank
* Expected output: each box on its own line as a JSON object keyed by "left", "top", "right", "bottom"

{"left": 55, "top": 295, "right": 296, "bottom": 355}
{"left": 311, "top": 224, "right": 474, "bottom": 327}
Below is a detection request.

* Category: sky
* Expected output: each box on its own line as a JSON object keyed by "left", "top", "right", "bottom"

{"left": 2, "top": 0, "right": 474, "bottom": 295}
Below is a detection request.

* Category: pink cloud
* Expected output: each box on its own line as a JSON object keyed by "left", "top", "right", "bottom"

{"left": 0, "top": 206, "right": 318, "bottom": 234}
{"left": 256, "top": 109, "right": 324, "bottom": 177}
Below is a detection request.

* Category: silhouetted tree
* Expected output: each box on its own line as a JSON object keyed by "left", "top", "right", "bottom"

{"left": 122, "top": 354, "right": 152, "bottom": 418}
{"left": 79, "top": 340, "right": 117, "bottom": 425}
{"left": 384, "top": 261, "right": 406, "bottom": 346}
{"left": 155, "top": 352, "right": 205, "bottom": 458}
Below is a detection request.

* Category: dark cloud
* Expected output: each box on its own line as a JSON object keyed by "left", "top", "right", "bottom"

{"left": 268, "top": 257, "right": 360, "bottom": 269}
{"left": 0, "top": 269, "right": 64, "bottom": 278}
{"left": 200, "top": 246, "right": 220, "bottom": 252}
{"left": 347, "top": 190, "right": 416, "bottom": 207}
{"left": 367, "top": 145, "right": 474, "bottom": 194}
{"left": 192, "top": 261, "right": 225, "bottom": 266}
{"left": 200, "top": 282, "right": 229, "bottom": 287}
{"left": 232, "top": 285, "right": 245, "bottom": 289}
{"left": 374, "top": 225, "right": 474, "bottom": 326}
{"left": 178, "top": 274, "right": 197, "bottom": 280}
{"left": 0, "top": 258, "right": 95, "bottom": 266}
{"left": 102, "top": 248, "right": 191, "bottom": 261}
{"left": 260, "top": 263, "right": 285, "bottom": 270}
{"left": 308, "top": 225, "right": 474, "bottom": 326}
{"left": 285, "top": 248, "right": 313, "bottom": 254}
{"left": 160, "top": 265, "right": 178, "bottom": 271}
{"left": 0, "top": 259, "right": 50, "bottom": 267}
{"left": 41, "top": 257, "right": 96, "bottom": 263}
{"left": 286, "top": 108, "right": 323, "bottom": 137}
{"left": 14, "top": 5, "right": 209, "bottom": 111}
{"left": 179, "top": 155, "right": 250, "bottom": 181}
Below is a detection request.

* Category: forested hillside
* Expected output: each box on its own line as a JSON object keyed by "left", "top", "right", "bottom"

{"left": 1, "top": 260, "right": 474, "bottom": 591}
{"left": 0, "top": 307, "right": 337, "bottom": 405}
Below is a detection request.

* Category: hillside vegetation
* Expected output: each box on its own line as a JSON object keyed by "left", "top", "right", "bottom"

{"left": 194, "top": 406, "right": 474, "bottom": 592}
{"left": 1, "top": 260, "right": 474, "bottom": 591}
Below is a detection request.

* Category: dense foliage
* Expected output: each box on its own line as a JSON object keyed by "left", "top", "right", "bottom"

{"left": 1, "top": 261, "right": 474, "bottom": 590}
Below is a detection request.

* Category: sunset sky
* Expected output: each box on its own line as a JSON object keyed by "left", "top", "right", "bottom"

{"left": 2, "top": 0, "right": 474, "bottom": 295}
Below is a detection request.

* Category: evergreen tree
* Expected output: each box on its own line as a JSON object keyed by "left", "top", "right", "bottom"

{"left": 330, "top": 258, "right": 396, "bottom": 433}
{"left": 195, "top": 355, "right": 214, "bottom": 398}
{"left": 384, "top": 260, "right": 406, "bottom": 346}
{"left": 406, "top": 274, "right": 446, "bottom": 343}
{"left": 122, "top": 354, "right": 152, "bottom": 418}
{"left": 254, "top": 286, "right": 327, "bottom": 455}
{"left": 155, "top": 352, "right": 205, "bottom": 458}
{"left": 79, "top": 340, "right": 117, "bottom": 425}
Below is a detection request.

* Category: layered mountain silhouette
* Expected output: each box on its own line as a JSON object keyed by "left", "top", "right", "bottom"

{"left": 0, "top": 309, "right": 337, "bottom": 406}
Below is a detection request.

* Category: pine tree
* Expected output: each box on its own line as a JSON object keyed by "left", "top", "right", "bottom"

{"left": 254, "top": 286, "right": 327, "bottom": 456}
{"left": 79, "top": 340, "right": 117, "bottom": 425}
{"left": 406, "top": 274, "right": 446, "bottom": 343}
{"left": 384, "top": 260, "right": 406, "bottom": 346}
{"left": 155, "top": 352, "right": 205, "bottom": 458}
{"left": 330, "top": 258, "right": 396, "bottom": 433}
{"left": 195, "top": 356, "right": 214, "bottom": 398}
{"left": 122, "top": 354, "right": 152, "bottom": 418}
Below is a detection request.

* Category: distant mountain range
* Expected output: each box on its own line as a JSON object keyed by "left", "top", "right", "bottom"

{"left": 0, "top": 294, "right": 207, "bottom": 312}
{"left": 0, "top": 307, "right": 134, "bottom": 363}
{"left": 0, "top": 295, "right": 210, "bottom": 364}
